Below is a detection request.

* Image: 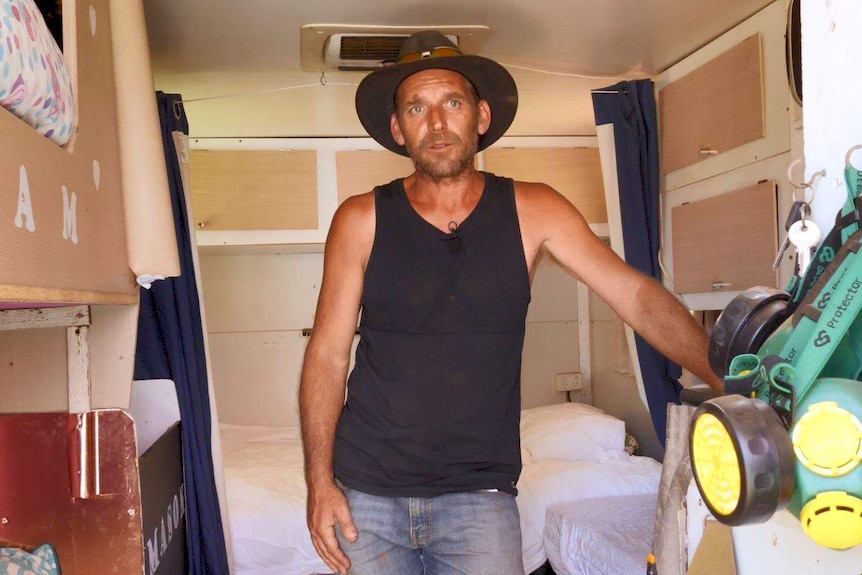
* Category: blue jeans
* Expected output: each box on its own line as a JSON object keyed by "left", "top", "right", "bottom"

{"left": 336, "top": 487, "right": 525, "bottom": 575}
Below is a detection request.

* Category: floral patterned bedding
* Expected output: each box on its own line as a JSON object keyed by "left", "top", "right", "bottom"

{"left": 0, "top": 0, "right": 74, "bottom": 146}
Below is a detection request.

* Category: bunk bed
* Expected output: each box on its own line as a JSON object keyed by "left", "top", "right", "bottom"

{"left": 218, "top": 402, "right": 661, "bottom": 575}
{"left": 0, "top": 1, "right": 179, "bottom": 573}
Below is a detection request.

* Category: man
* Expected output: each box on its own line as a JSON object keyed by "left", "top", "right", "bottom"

{"left": 300, "top": 30, "right": 722, "bottom": 575}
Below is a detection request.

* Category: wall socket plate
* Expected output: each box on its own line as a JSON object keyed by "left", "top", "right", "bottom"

{"left": 554, "top": 372, "right": 583, "bottom": 392}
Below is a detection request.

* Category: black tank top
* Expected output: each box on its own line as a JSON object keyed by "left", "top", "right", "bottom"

{"left": 333, "top": 172, "right": 531, "bottom": 497}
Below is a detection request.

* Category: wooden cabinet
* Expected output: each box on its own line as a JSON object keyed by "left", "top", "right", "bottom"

{"left": 190, "top": 150, "right": 318, "bottom": 231}
{"left": 189, "top": 138, "right": 602, "bottom": 249}
{"left": 671, "top": 180, "right": 778, "bottom": 294}
{"left": 658, "top": 2, "right": 795, "bottom": 310}
{"left": 484, "top": 147, "right": 607, "bottom": 224}
{"left": 335, "top": 150, "right": 414, "bottom": 204}
{"left": 660, "top": 34, "right": 764, "bottom": 175}
{"left": 656, "top": 1, "right": 790, "bottom": 192}
{"left": 661, "top": 152, "right": 795, "bottom": 310}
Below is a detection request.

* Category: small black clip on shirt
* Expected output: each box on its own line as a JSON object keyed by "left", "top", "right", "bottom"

{"left": 442, "top": 221, "right": 461, "bottom": 254}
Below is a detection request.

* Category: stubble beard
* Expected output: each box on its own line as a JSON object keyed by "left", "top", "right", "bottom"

{"left": 406, "top": 127, "right": 479, "bottom": 180}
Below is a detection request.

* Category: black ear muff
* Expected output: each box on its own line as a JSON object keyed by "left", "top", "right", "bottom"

{"left": 709, "top": 287, "right": 793, "bottom": 377}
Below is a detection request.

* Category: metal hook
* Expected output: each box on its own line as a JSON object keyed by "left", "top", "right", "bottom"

{"left": 846, "top": 144, "right": 862, "bottom": 169}
{"left": 787, "top": 159, "right": 826, "bottom": 204}
{"left": 320, "top": 71, "right": 327, "bottom": 86}
{"left": 172, "top": 100, "right": 183, "bottom": 120}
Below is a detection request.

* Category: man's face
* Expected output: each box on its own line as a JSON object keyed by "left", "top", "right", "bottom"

{"left": 391, "top": 69, "right": 491, "bottom": 179}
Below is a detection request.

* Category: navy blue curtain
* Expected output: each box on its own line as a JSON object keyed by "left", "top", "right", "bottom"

{"left": 134, "top": 92, "right": 230, "bottom": 575}
{"left": 592, "top": 80, "right": 681, "bottom": 447}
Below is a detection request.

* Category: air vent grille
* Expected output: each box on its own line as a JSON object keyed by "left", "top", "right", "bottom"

{"left": 300, "top": 25, "right": 488, "bottom": 72}
{"left": 339, "top": 36, "right": 407, "bottom": 62}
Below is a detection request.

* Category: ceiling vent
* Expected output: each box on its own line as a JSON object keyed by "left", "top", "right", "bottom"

{"left": 300, "top": 25, "right": 490, "bottom": 72}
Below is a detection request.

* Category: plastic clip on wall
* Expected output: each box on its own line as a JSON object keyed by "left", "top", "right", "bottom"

{"left": 690, "top": 158, "right": 862, "bottom": 551}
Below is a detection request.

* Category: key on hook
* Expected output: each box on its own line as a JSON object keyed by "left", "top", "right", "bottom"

{"left": 773, "top": 201, "right": 811, "bottom": 270}
{"left": 785, "top": 201, "right": 811, "bottom": 231}
{"left": 788, "top": 220, "right": 821, "bottom": 277}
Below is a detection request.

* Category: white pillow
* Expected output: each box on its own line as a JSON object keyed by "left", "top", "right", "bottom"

{"left": 520, "top": 403, "right": 626, "bottom": 463}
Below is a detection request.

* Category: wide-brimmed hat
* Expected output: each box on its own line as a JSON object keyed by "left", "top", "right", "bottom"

{"left": 355, "top": 30, "right": 518, "bottom": 156}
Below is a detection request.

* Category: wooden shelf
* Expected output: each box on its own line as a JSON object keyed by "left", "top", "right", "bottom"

{"left": 0, "top": 285, "right": 137, "bottom": 307}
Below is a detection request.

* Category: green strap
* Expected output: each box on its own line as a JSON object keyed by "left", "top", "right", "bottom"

{"left": 785, "top": 163, "right": 862, "bottom": 302}
{"left": 779, "top": 236, "right": 862, "bottom": 401}
{"left": 727, "top": 162, "right": 862, "bottom": 407}
{"left": 840, "top": 163, "right": 862, "bottom": 244}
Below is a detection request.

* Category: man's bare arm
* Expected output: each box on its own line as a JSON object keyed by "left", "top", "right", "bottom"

{"left": 517, "top": 182, "right": 723, "bottom": 393}
{"left": 299, "top": 193, "right": 374, "bottom": 575}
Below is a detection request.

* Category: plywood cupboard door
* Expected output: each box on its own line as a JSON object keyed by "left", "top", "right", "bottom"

{"left": 190, "top": 150, "right": 318, "bottom": 230}
{"left": 336, "top": 151, "right": 415, "bottom": 204}
{"left": 671, "top": 180, "right": 777, "bottom": 293}
{"left": 660, "top": 34, "right": 765, "bottom": 175}
{"left": 484, "top": 147, "right": 607, "bottom": 223}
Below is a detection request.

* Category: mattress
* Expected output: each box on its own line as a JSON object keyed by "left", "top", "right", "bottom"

{"left": 0, "top": 0, "right": 75, "bottom": 146}
{"left": 219, "top": 424, "right": 329, "bottom": 575}
{"left": 220, "top": 419, "right": 661, "bottom": 575}
{"left": 516, "top": 455, "right": 661, "bottom": 573}
{"left": 544, "top": 493, "right": 658, "bottom": 575}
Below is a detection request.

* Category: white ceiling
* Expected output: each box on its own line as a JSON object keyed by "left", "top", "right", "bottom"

{"left": 144, "top": 0, "right": 774, "bottom": 139}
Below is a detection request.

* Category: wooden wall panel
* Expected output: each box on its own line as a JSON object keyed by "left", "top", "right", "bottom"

{"left": 190, "top": 150, "right": 318, "bottom": 230}
{"left": 0, "top": 328, "right": 68, "bottom": 413}
{"left": 660, "top": 34, "right": 765, "bottom": 174}
{"left": 208, "top": 331, "right": 306, "bottom": 427}
{"left": 484, "top": 147, "right": 607, "bottom": 223}
{"left": 671, "top": 180, "right": 777, "bottom": 293}
{"left": 199, "top": 253, "right": 323, "bottom": 333}
{"left": 336, "top": 150, "right": 415, "bottom": 204}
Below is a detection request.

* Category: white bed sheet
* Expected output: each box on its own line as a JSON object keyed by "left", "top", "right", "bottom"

{"left": 220, "top": 422, "right": 660, "bottom": 575}
{"left": 544, "top": 493, "right": 658, "bottom": 575}
{"left": 219, "top": 424, "right": 330, "bottom": 575}
{"left": 516, "top": 455, "right": 662, "bottom": 573}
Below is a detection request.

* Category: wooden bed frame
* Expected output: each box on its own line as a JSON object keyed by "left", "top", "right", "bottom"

{"left": 0, "top": 0, "right": 178, "bottom": 412}
{"left": 0, "top": 2, "right": 182, "bottom": 572}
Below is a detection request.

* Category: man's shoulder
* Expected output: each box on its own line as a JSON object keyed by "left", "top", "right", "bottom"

{"left": 331, "top": 190, "right": 376, "bottom": 233}
{"left": 328, "top": 191, "right": 376, "bottom": 257}
{"left": 512, "top": 180, "right": 565, "bottom": 207}
{"left": 511, "top": 179, "right": 583, "bottom": 231}
{"left": 338, "top": 189, "right": 376, "bottom": 213}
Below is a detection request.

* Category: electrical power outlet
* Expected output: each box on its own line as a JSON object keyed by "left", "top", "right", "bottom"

{"left": 554, "top": 372, "right": 582, "bottom": 392}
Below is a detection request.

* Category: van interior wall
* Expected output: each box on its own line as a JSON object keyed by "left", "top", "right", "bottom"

{"left": 589, "top": 291, "right": 662, "bottom": 460}
{"left": 0, "top": 328, "right": 68, "bottom": 412}
{"left": 0, "top": 305, "right": 139, "bottom": 413}
{"left": 199, "top": 250, "right": 659, "bottom": 458}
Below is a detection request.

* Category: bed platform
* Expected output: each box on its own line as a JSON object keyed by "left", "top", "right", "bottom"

{"left": 218, "top": 402, "right": 662, "bottom": 575}
{"left": 0, "top": 1, "right": 180, "bottom": 573}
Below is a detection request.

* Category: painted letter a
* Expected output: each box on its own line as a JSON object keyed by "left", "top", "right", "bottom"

{"left": 62, "top": 185, "right": 78, "bottom": 244}
{"left": 14, "top": 166, "right": 36, "bottom": 232}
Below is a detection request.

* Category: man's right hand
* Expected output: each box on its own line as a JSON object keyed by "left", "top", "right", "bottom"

{"left": 307, "top": 483, "right": 358, "bottom": 575}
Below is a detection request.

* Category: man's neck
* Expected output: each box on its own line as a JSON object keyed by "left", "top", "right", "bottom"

{"left": 402, "top": 167, "right": 485, "bottom": 230}
{"left": 406, "top": 166, "right": 482, "bottom": 200}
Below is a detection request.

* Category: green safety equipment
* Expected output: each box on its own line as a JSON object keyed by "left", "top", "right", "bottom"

{"left": 691, "top": 156, "right": 862, "bottom": 550}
